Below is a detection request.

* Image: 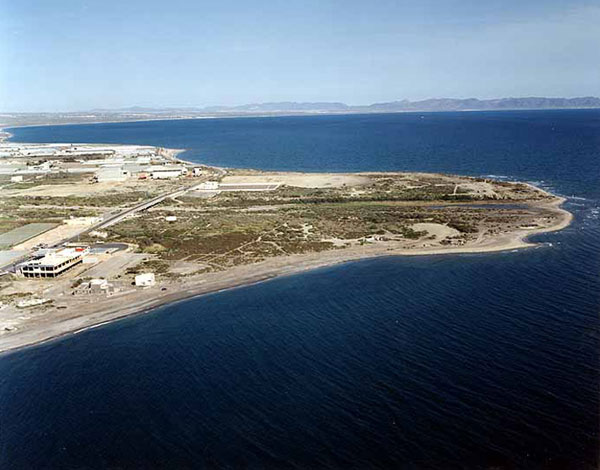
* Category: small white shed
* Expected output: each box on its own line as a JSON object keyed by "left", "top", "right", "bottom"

{"left": 135, "top": 273, "right": 156, "bottom": 287}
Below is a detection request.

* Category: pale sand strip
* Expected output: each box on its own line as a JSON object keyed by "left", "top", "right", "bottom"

{"left": 0, "top": 198, "right": 572, "bottom": 355}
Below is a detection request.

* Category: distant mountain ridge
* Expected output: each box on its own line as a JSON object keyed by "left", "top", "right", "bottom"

{"left": 3, "top": 97, "right": 599, "bottom": 129}
{"left": 93, "top": 97, "right": 600, "bottom": 114}
{"left": 363, "top": 96, "right": 600, "bottom": 112}
{"left": 201, "top": 102, "right": 351, "bottom": 113}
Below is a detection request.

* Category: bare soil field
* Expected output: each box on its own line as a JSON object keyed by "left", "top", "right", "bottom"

{"left": 222, "top": 171, "right": 371, "bottom": 188}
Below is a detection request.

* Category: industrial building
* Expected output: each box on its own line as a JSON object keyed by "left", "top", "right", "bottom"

{"left": 20, "top": 247, "right": 87, "bottom": 278}
{"left": 94, "top": 166, "right": 131, "bottom": 183}
{"left": 146, "top": 165, "right": 185, "bottom": 179}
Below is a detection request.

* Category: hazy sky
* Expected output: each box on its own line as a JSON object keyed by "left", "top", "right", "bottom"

{"left": 1, "top": 0, "right": 599, "bottom": 111}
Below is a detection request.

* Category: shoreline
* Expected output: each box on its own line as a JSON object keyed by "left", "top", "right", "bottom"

{"left": 0, "top": 196, "right": 572, "bottom": 356}
{"left": 3, "top": 106, "right": 600, "bottom": 138}
{"left": 0, "top": 132, "right": 574, "bottom": 355}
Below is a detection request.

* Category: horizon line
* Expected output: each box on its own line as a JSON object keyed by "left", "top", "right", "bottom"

{"left": 2, "top": 95, "right": 600, "bottom": 115}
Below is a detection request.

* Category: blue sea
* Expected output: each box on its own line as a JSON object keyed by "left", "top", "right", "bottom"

{"left": 2, "top": 111, "right": 599, "bottom": 469}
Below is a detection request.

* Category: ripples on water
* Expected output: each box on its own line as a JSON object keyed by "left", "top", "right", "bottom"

{"left": 2, "top": 111, "right": 599, "bottom": 468}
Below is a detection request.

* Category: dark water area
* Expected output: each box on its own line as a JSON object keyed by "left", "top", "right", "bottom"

{"left": 8, "top": 110, "right": 600, "bottom": 199}
{"left": 2, "top": 111, "right": 600, "bottom": 468}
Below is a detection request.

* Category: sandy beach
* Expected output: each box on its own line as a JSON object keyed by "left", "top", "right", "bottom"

{"left": 0, "top": 195, "right": 572, "bottom": 355}
{"left": 0, "top": 127, "right": 575, "bottom": 354}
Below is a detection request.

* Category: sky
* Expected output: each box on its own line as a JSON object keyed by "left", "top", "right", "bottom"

{"left": 0, "top": 0, "right": 599, "bottom": 112}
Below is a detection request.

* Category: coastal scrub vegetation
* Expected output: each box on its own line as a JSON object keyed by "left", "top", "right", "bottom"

{"left": 97, "top": 172, "right": 556, "bottom": 275}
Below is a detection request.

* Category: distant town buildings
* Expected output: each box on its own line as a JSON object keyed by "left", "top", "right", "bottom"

{"left": 0, "top": 143, "right": 189, "bottom": 183}
{"left": 0, "top": 143, "right": 208, "bottom": 193}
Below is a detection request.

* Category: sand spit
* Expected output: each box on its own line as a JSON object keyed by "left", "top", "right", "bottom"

{"left": 0, "top": 132, "right": 574, "bottom": 354}
{"left": 0, "top": 197, "right": 571, "bottom": 355}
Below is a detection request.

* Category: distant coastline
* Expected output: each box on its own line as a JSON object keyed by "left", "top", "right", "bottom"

{"left": 2, "top": 96, "right": 599, "bottom": 129}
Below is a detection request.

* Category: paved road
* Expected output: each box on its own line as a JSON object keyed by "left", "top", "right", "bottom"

{"left": 0, "top": 185, "right": 192, "bottom": 271}
{"left": 60, "top": 186, "right": 190, "bottom": 245}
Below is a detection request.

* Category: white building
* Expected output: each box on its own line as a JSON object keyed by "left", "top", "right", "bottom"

{"left": 10, "top": 175, "right": 23, "bottom": 183}
{"left": 135, "top": 273, "right": 156, "bottom": 287}
{"left": 95, "top": 166, "right": 130, "bottom": 182}
{"left": 74, "top": 278, "right": 119, "bottom": 296}
{"left": 31, "top": 161, "right": 52, "bottom": 172}
{"left": 146, "top": 165, "right": 184, "bottom": 179}
{"left": 89, "top": 230, "right": 108, "bottom": 239}
{"left": 20, "top": 247, "right": 87, "bottom": 278}
{"left": 83, "top": 158, "right": 125, "bottom": 166}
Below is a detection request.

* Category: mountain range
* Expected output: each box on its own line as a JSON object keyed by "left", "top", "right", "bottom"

{"left": 97, "top": 97, "right": 600, "bottom": 115}
{"left": 3, "top": 97, "right": 599, "bottom": 128}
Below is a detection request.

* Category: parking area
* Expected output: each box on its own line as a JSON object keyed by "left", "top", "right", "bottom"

{"left": 81, "top": 252, "right": 148, "bottom": 279}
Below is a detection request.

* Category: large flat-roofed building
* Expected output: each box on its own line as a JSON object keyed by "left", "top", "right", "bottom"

{"left": 95, "top": 166, "right": 130, "bottom": 183}
{"left": 146, "top": 165, "right": 185, "bottom": 179}
{"left": 20, "top": 247, "right": 86, "bottom": 278}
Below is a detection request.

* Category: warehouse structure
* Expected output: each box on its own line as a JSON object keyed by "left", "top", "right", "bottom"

{"left": 146, "top": 165, "right": 186, "bottom": 179}
{"left": 94, "top": 166, "right": 131, "bottom": 182}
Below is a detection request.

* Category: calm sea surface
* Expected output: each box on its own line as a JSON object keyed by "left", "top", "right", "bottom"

{"left": 2, "top": 111, "right": 600, "bottom": 469}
